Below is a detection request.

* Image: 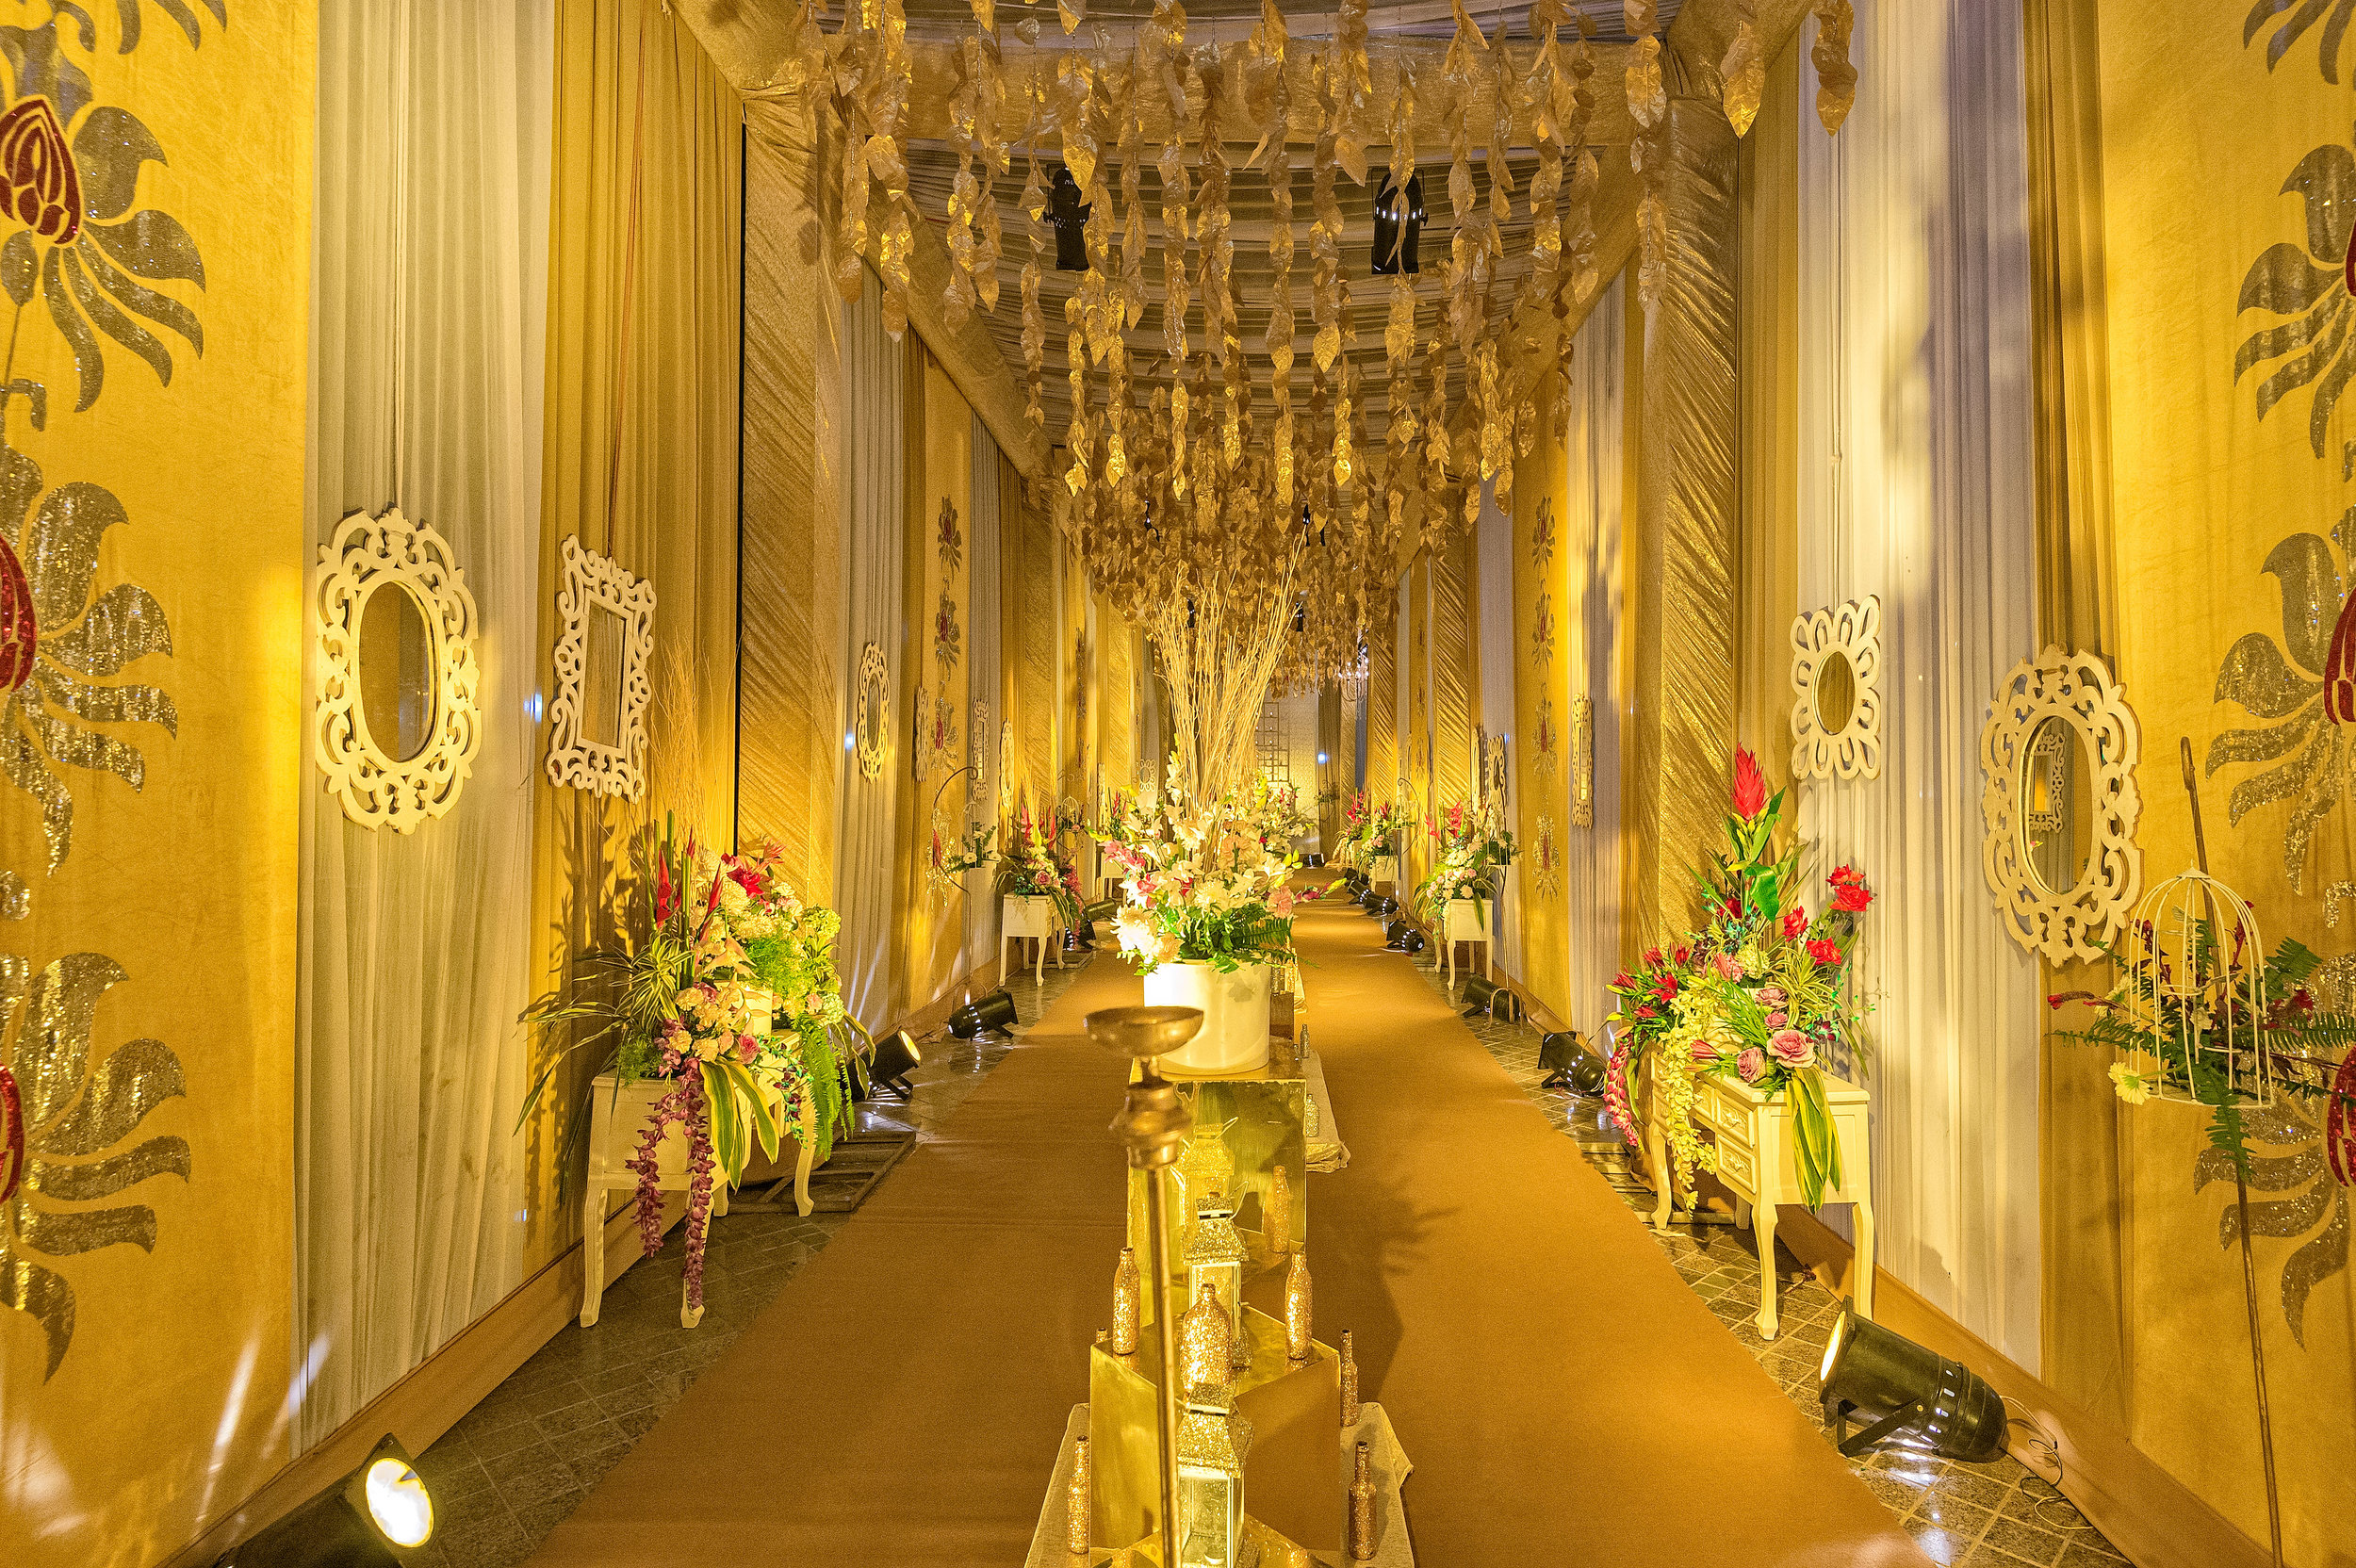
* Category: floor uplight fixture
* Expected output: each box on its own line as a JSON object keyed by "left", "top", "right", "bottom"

{"left": 1817, "top": 1305, "right": 2005, "bottom": 1462}
{"left": 221, "top": 1435, "right": 432, "bottom": 1567}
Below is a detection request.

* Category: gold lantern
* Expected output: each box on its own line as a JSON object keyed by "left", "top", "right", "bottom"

{"left": 1185, "top": 1200, "right": 1250, "bottom": 1371}
{"left": 1175, "top": 1391, "right": 1254, "bottom": 1568}
{"left": 1172, "top": 1120, "right": 1238, "bottom": 1241}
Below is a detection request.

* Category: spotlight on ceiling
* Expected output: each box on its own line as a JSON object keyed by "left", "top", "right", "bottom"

{"left": 1371, "top": 167, "right": 1426, "bottom": 275}
{"left": 221, "top": 1434, "right": 433, "bottom": 1567}
{"left": 1817, "top": 1306, "right": 2006, "bottom": 1462}
{"left": 867, "top": 1029, "right": 923, "bottom": 1100}
{"left": 1049, "top": 166, "right": 1091, "bottom": 271}
{"left": 1537, "top": 1030, "right": 1605, "bottom": 1093}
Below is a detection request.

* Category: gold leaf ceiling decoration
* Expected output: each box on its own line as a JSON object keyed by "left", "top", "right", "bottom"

{"left": 779, "top": 0, "right": 1849, "bottom": 687}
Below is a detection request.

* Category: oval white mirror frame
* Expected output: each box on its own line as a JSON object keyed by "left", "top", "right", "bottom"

{"left": 1790, "top": 595, "right": 1884, "bottom": 781}
{"left": 315, "top": 507, "right": 482, "bottom": 832}
{"left": 1980, "top": 646, "right": 2143, "bottom": 965}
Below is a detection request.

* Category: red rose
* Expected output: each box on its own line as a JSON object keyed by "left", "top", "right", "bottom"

{"left": 1808, "top": 939, "right": 1841, "bottom": 967}
{"left": 1781, "top": 907, "right": 1808, "bottom": 939}
{"left": 1834, "top": 882, "right": 1873, "bottom": 913}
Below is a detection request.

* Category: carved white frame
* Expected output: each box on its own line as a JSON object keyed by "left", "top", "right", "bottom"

{"left": 1790, "top": 595, "right": 1885, "bottom": 781}
{"left": 1569, "top": 695, "right": 1595, "bottom": 828}
{"left": 1980, "top": 645, "right": 2144, "bottom": 965}
{"left": 854, "top": 642, "right": 891, "bottom": 781}
{"left": 314, "top": 508, "right": 482, "bottom": 832}
{"left": 544, "top": 535, "right": 655, "bottom": 801}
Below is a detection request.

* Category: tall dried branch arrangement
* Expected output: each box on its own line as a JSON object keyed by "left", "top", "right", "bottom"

{"left": 1148, "top": 541, "right": 1306, "bottom": 805}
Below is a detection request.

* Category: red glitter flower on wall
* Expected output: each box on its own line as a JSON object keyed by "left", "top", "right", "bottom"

{"left": 0, "top": 98, "right": 76, "bottom": 242}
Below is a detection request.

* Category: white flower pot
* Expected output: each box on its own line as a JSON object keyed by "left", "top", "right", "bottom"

{"left": 1141, "top": 960, "right": 1271, "bottom": 1076}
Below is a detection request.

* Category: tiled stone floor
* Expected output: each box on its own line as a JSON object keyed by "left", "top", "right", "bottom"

{"left": 397, "top": 956, "right": 1096, "bottom": 1568}
{"left": 1404, "top": 939, "right": 2131, "bottom": 1568}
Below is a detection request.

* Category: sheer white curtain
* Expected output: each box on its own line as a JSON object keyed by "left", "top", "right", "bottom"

{"left": 1794, "top": 0, "right": 2043, "bottom": 1371}
{"left": 1476, "top": 478, "right": 1523, "bottom": 979}
{"left": 963, "top": 419, "right": 1002, "bottom": 977}
{"left": 833, "top": 274, "right": 905, "bottom": 1030}
{"left": 298, "top": 0, "right": 553, "bottom": 1447}
{"left": 1564, "top": 273, "right": 1628, "bottom": 1038}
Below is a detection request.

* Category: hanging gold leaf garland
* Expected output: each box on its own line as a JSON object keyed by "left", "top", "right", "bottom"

{"left": 1811, "top": 0, "right": 1857, "bottom": 135}
{"left": 1625, "top": 0, "right": 1666, "bottom": 316}
{"left": 1720, "top": 0, "right": 1764, "bottom": 138}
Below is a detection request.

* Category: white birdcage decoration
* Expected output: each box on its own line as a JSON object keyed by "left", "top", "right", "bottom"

{"left": 2123, "top": 867, "right": 2274, "bottom": 1111}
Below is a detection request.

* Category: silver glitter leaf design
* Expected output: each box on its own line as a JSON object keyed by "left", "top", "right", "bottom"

{"left": 2246, "top": 0, "right": 2356, "bottom": 83}
{"left": 20, "top": 477, "right": 123, "bottom": 629}
{"left": 2236, "top": 139, "right": 2356, "bottom": 457}
{"left": 2, "top": 941, "right": 188, "bottom": 1379}
{"left": 2264, "top": 531, "right": 2342, "bottom": 674}
{"left": 41, "top": 581, "right": 170, "bottom": 677}
{"left": 2197, "top": 1144, "right": 2326, "bottom": 1192}
{"left": 2213, "top": 629, "right": 2320, "bottom": 718}
{"left": 2226, "top": 724, "right": 2328, "bottom": 825}
{"left": 2207, "top": 707, "right": 2317, "bottom": 774}
{"left": 2282, "top": 1190, "right": 2350, "bottom": 1345}
{"left": 2218, "top": 1180, "right": 2333, "bottom": 1246}
{"left": 107, "top": 0, "right": 229, "bottom": 59}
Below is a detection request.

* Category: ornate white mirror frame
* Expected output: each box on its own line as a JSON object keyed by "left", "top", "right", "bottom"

{"left": 1790, "top": 595, "right": 1885, "bottom": 781}
{"left": 314, "top": 507, "right": 482, "bottom": 833}
{"left": 544, "top": 534, "right": 655, "bottom": 801}
{"left": 854, "top": 642, "right": 891, "bottom": 780}
{"left": 1569, "top": 695, "right": 1595, "bottom": 827}
{"left": 1980, "top": 645, "right": 2144, "bottom": 965}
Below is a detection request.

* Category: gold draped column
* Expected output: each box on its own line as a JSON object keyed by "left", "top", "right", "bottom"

{"left": 1628, "top": 96, "right": 1739, "bottom": 953}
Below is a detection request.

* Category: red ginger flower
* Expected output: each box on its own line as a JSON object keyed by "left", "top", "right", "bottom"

{"left": 1732, "top": 746, "right": 1767, "bottom": 820}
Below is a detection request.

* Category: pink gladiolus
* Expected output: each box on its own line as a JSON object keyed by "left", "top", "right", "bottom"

{"left": 1737, "top": 1047, "right": 1769, "bottom": 1084}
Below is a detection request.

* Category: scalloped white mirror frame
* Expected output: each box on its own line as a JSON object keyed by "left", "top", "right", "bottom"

{"left": 1790, "top": 595, "right": 1885, "bottom": 781}
{"left": 314, "top": 507, "right": 482, "bottom": 833}
{"left": 544, "top": 535, "right": 655, "bottom": 801}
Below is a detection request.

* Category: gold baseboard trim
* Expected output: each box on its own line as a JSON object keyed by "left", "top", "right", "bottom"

{"left": 1773, "top": 1209, "right": 2268, "bottom": 1568}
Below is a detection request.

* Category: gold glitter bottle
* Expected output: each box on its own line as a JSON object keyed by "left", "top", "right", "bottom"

{"left": 1340, "top": 1328, "right": 1360, "bottom": 1427}
{"left": 1066, "top": 1435, "right": 1092, "bottom": 1556}
{"left": 1177, "top": 1281, "right": 1234, "bottom": 1398}
{"left": 1349, "top": 1440, "right": 1377, "bottom": 1560}
{"left": 1284, "top": 1250, "right": 1313, "bottom": 1363}
{"left": 1268, "top": 1164, "right": 1293, "bottom": 1254}
{"left": 1110, "top": 1245, "right": 1141, "bottom": 1355}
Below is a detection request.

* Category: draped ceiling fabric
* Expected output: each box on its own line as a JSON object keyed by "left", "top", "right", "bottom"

{"left": 1559, "top": 272, "right": 1631, "bottom": 1037}
{"left": 0, "top": 8, "right": 313, "bottom": 1561}
{"left": 1793, "top": 0, "right": 2043, "bottom": 1376}
{"left": 833, "top": 273, "right": 906, "bottom": 1032}
{"left": 298, "top": 0, "right": 552, "bottom": 1448}
{"left": 526, "top": 0, "right": 742, "bottom": 1266}
{"left": 2069, "top": 0, "right": 2356, "bottom": 1556}
{"left": 741, "top": 95, "right": 844, "bottom": 903}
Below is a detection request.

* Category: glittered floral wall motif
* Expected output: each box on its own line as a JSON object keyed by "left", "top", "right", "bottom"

{"left": 0, "top": 7, "right": 212, "bottom": 1380}
{"left": 1531, "top": 812, "right": 1560, "bottom": 898}
{"left": 1534, "top": 691, "right": 1557, "bottom": 783}
{"left": 2244, "top": 0, "right": 2356, "bottom": 83}
{"left": 2233, "top": 133, "right": 2353, "bottom": 463}
{"left": 2208, "top": 521, "right": 2350, "bottom": 890}
{"left": 1531, "top": 588, "right": 1556, "bottom": 663}
{"left": 1530, "top": 495, "right": 1556, "bottom": 571}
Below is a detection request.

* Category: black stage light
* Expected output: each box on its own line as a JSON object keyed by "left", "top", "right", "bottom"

{"left": 1488, "top": 988, "right": 1526, "bottom": 1023}
{"left": 222, "top": 1434, "right": 433, "bottom": 1567}
{"left": 1356, "top": 888, "right": 1382, "bottom": 911}
{"left": 1304, "top": 853, "right": 1325, "bottom": 868}
{"left": 1537, "top": 1030, "right": 1605, "bottom": 1094}
{"left": 869, "top": 1029, "right": 923, "bottom": 1099}
{"left": 1459, "top": 975, "right": 1500, "bottom": 1015}
{"left": 1817, "top": 1306, "right": 2006, "bottom": 1462}
{"left": 1050, "top": 166, "right": 1091, "bottom": 270}
{"left": 1373, "top": 895, "right": 1399, "bottom": 918}
{"left": 1061, "top": 923, "right": 1092, "bottom": 955}
{"left": 1371, "top": 167, "right": 1426, "bottom": 275}
{"left": 948, "top": 988, "right": 1022, "bottom": 1039}
{"left": 1382, "top": 921, "right": 1425, "bottom": 954}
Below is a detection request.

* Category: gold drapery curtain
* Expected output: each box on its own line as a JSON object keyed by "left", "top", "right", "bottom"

{"left": 526, "top": 0, "right": 742, "bottom": 1267}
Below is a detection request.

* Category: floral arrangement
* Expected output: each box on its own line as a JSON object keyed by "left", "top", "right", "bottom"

{"left": 1259, "top": 777, "right": 1315, "bottom": 844}
{"left": 522, "top": 821, "right": 868, "bottom": 1312}
{"left": 1101, "top": 773, "right": 1301, "bottom": 975}
{"left": 932, "top": 818, "right": 996, "bottom": 883}
{"left": 1604, "top": 748, "right": 1875, "bottom": 1210}
{"left": 1337, "top": 791, "right": 1409, "bottom": 865}
{"left": 996, "top": 800, "right": 1086, "bottom": 927}
{"left": 1411, "top": 798, "right": 1518, "bottom": 926}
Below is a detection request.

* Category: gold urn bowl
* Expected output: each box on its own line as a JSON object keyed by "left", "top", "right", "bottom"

{"left": 1086, "top": 1004, "right": 1206, "bottom": 1060}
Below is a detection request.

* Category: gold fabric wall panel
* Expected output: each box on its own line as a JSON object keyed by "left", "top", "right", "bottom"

{"left": 1432, "top": 535, "right": 1473, "bottom": 808}
{"left": 1366, "top": 585, "right": 1398, "bottom": 808}
{"left": 739, "top": 103, "right": 841, "bottom": 902}
{"left": 1407, "top": 553, "right": 1432, "bottom": 889}
{"left": 1628, "top": 103, "right": 1740, "bottom": 954}
{"left": 892, "top": 352, "right": 972, "bottom": 1020}
{"left": 528, "top": 0, "right": 741, "bottom": 1268}
{"left": 1516, "top": 428, "right": 1573, "bottom": 1022}
{"left": 1007, "top": 466, "right": 1058, "bottom": 817}
{"left": 1734, "top": 34, "right": 1802, "bottom": 790}
{"left": 2066, "top": 9, "right": 2356, "bottom": 1558}
{"left": 0, "top": 8, "right": 310, "bottom": 1562}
